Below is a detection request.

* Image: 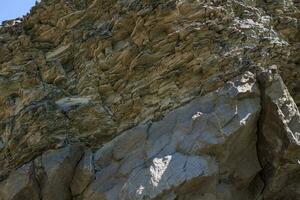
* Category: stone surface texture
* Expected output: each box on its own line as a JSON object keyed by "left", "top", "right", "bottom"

{"left": 0, "top": 0, "right": 299, "bottom": 199}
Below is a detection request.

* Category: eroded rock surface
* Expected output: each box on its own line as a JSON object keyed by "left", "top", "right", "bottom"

{"left": 80, "top": 71, "right": 261, "bottom": 200}
{"left": 0, "top": 0, "right": 299, "bottom": 199}
{"left": 0, "top": 67, "right": 299, "bottom": 199}
{"left": 258, "top": 67, "right": 300, "bottom": 200}
{"left": 0, "top": 0, "right": 300, "bottom": 178}
{"left": 0, "top": 162, "right": 40, "bottom": 200}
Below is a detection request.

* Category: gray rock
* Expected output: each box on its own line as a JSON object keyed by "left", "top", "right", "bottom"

{"left": 0, "top": 162, "right": 40, "bottom": 200}
{"left": 118, "top": 148, "right": 145, "bottom": 176}
{"left": 258, "top": 68, "right": 300, "bottom": 200}
{"left": 55, "top": 96, "right": 92, "bottom": 112}
{"left": 0, "top": 0, "right": 300, "bottom": 199}
{"left": 112, "top": 124, "right": 148, "bottom": 160}
{"left": 82, "top": 72, "right": 263, "bottom": 200}
{"left": 82, "top": 162, "right": 121, "bottom": 200}
{"left": 0, "top": 140, "right": 4, "bottom": 150}
{"left": 1, "top": 2, "right": 300, "bottom": 194}
{"left": 39, "top": 144, "right": 83, "bottom": 200}
{"left": 120, "top": 153, "right": 218, "bottom": 200}
{"left": 94, "top": 143, "right": 113, "bottom": 170}
{"left": 71, "top": 149, "right": 95, "bottom": 196}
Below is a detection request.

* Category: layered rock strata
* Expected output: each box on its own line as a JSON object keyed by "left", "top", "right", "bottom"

{"left": 0, "top": 0, "right": 299, "bottom": 199}
{"left": 0, "top": 69, "right": 299, "bottom": 200}
{"left": 0, "top": 0, "right": 300, "bottom": 177}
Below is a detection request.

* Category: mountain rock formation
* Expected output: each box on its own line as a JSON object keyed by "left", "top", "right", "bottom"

{"left": 0, "top": 0, "right": 299, "bottom": 199}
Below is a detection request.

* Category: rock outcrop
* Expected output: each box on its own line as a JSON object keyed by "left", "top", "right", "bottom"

{"left": 258, "top": 67, "right": 300, "bottom": 200}
{"left": 1, "top": 69, "right": 299, "bottom": 199}
{"left": 0, "top": 0, "right": 299, "bottom": 199}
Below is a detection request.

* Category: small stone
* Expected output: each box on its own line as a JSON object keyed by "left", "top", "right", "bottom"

{"left": 55, "top": 96, "right": 92, "bottom": 112}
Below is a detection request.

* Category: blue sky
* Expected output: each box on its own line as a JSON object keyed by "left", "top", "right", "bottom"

{"left": 0, "top": 0, "right": 36, "bottom": 23}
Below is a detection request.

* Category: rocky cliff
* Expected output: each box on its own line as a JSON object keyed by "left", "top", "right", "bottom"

{"left": 0, "top": 0, "right": 299, "bottom": 199}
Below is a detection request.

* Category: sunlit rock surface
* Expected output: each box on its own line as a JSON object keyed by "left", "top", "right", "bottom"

{"left": 0, "top": 0, "right": 299, "bottom": 199}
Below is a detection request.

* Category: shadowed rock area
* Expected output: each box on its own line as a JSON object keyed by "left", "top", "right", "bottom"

{"left": 0, "top": 0, "right": 299, "bottom": 199}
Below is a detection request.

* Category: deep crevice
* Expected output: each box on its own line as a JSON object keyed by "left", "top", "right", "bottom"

{"left": 254, "top": 69, "right": 268, "bottom": 197}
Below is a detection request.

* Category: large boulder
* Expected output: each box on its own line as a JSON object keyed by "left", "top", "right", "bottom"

{"left": 258, "top": 67, "right": 300, "bottom": 200}
{"left": 81, "top": 71, "right": 262, "bottom": 200}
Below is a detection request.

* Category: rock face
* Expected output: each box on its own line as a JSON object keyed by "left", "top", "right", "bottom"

{"left": 0, "top": 162, "right": 40, "bottom": 200}
{"left": 0, "top": 0, "right": 299, "bottom": 199}
{"left": 258, "top": 68, "right": 300, "bottom": 200}
{"left": 82, "top": 71, "right": 261, "bottom": 200}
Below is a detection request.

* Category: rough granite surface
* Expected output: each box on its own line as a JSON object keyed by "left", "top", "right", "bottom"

{"left": 0, "top": 0, "right": 299, "bottom": 199}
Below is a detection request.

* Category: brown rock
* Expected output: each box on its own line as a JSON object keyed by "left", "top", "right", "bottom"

{"left": 0, "top": 0, "right": 299, "bottom": 199}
